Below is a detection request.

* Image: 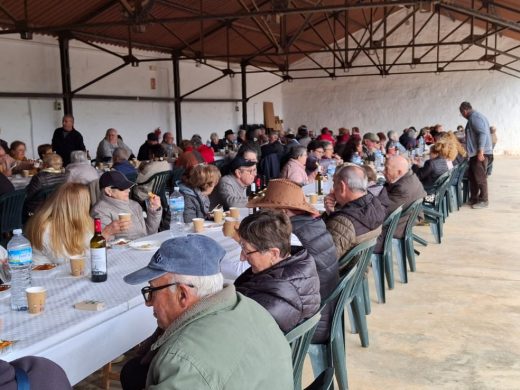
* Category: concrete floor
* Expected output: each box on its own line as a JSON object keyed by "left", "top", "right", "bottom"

{"left": 76, "top": 156, "right": 520, "bottom": 390}
{"left": 301, "top": 156, "right": 520, "bottom": 390}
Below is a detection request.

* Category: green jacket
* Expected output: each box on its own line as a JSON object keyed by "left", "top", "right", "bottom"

{"left": 147, "top": 285, "right": 294, "bottom": 390}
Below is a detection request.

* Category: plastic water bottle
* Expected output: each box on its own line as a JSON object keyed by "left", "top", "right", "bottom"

{"left": 7, "top": 229, "right": 32, "bottom": 311}
{"left": 375, "top": 150, "right": 385, "bottom": 172}
{"left": 326, "top": 160, "right": 337, "bottom": 177}
{"left": 352, "top": 153, "right": 363, "bottom": 165}
{"left": 169, "top": 187, "right": 186, "bottom": 236}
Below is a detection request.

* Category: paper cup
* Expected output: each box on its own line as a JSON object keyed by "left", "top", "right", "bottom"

{"left": 26, "top": 286, "right": 46, "bottom": 314}
{"left": 213, "top": 209, "right": 224, "bottom": 223}
{"left": 223, "top": 217, "right": 238, "bottom": 237}
{"left": 70, "top": 255, "right": 86, "bottom": 277}
{"left": 22, "top": 170, "right": 30, "bottom": 177}
{"left": 118, "top": 213, "right": 131, "bottom": 229}
{"left": 229, "top": 207, "right": 240, "bottom": 219}
{"left": 192, "top": 218, "right": 205, "bottom": 233}
{"left": 309, "top": 193, "right": 318, "bottom": 204}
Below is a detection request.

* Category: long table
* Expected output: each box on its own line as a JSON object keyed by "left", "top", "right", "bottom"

{"left": 1, "top": 226, "right": 246, "bottom": 385}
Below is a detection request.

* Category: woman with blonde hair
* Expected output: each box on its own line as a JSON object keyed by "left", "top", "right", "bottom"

{"left": 26, "top": 182, "right": 121, "bottom": 264}
{"left": 442, "top": 131, "right": 467, "bottom": 165}
{"left": 179, "top": 164, "right": 221, "bottom": 222}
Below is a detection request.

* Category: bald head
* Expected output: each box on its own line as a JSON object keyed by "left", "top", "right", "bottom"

{"left": 384, "top": 155, "right": 409, "bottom": 184}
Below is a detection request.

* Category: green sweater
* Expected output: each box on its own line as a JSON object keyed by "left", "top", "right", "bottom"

{"left": 147, "top": 285, "right": 294, "bottom": 390}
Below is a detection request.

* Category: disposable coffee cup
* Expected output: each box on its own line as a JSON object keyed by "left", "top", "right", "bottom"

{"left": 26, "top": 287, "right": 46, "bottom": 314}
{"left": 223, "top": 217, "right": 238, "bottom": 237}
{"left": 213, "top": 209, "right": 224, "bottom": 223}
{"left": 22, "top": 170, "right": 30, "bottom": 177}
{"left": 192, "top": 218, "right": 205, "bottom": 233}
{"left": 229, "top": 207, "right": 240, "bottom": 219}
{"left": 118, "top": 213, "right": 131, "bottom": 229}
{"left": 70, "top": 255, "right": 86, "bottom": 277}
{"left": 309, "top": 193, "right": 318, "bottom": 204}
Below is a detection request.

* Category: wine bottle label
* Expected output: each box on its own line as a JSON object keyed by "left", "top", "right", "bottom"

{"left": 90, "top": 248, "right": 107, "bottom": 274}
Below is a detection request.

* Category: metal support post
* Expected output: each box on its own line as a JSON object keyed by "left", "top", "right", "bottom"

{"left": 172, "top": 54, "right": 182, "bottom": 143}
{"left": 241, "top": 62, "right": 248, "bottom": 127}
{"left": 58, "top": 35, "right": 73, "bottom": 115}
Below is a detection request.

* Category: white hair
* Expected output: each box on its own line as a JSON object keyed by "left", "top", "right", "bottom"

{"left": 169, "top": 273, "right": 224, "bottom": 298}
{"left": 70, "top": 150, "right": 88, "bottom": 163}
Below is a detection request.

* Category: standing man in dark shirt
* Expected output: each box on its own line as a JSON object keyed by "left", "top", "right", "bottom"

{"left": 51, "top": 115, "right": 86, "bottom": 166}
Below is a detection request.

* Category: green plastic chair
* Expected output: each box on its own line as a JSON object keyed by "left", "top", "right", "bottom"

{"left": 453, "top": 160, "right": 469, "bottom": 208}
{"left": 392, "top": 198, "right": 424, "bottom": 284}
{"left": 309, "top": 266, "right": 355, "bottom": 390}
{"left": 132, "top": 170, "right": 172, "bottom": 209}
{"left": 309, "top": 239, "right": 377, "bottom": 389}
{"left": 371, "top": 206, "right": 403, "bottom": 303}
{"left": 0, "top": 189, "right": 27, "bottom": 247}
{"left": 286, "top": 312, "right": 321, "bottom": 390}
{"left": 423, "top": 171, "right": 452, "bottom": 244}
{"left": 342, "top": 239, "right": 377, "bottom": 349}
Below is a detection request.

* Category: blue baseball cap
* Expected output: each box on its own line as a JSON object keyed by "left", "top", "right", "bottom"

{"left": 123, "top": 235, "right": 226, "bottom": 285}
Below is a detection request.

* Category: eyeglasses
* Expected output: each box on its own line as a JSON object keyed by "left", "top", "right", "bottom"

{"left": 239, "top": 242, "right": 260, "bottom": 256}
{"left": 141, "top": 282, "right": 195, "bottom": 303}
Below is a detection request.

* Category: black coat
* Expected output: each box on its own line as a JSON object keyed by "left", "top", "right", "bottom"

{"left": 51, "top": 128, "right": 85, "bottom": 166}
{"left": 412, "top": 157, "right": 449, "bottom": 193}
{"left": 0, "top": 173, "right": 14, "bottom": 197}
{"left": 24, "top": 171, "right": 67, "bottom": 215}
{"left": 291, "top": 215, "right": 338, "bottom": 343}
{"left": 235, "top": 247, "right": 321, "bottom": 333}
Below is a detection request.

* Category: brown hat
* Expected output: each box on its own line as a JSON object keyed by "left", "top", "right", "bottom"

{"left": 247, "top": 179, "right": 319, "bottom": 215}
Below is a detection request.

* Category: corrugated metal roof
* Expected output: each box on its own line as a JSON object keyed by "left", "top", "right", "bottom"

{"left": 0, "top": 1, "right": 518, "bottom": 75}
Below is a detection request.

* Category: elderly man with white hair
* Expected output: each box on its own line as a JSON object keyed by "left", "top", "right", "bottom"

{"left": 323, "top": 164, "right": 385, "bottom": 270}
{"left": 122, "top": 235, "right": 293, "bottom": 390}
{"left": 383, "top": 155, "right": 426, "bottom": 237}
{"left": 65, "top": 150, "right": 98, "bottom": 184}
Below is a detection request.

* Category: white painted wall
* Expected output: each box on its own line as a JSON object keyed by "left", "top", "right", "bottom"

{"left": 0, "top": 34, "right": 283, "bottom": 159}
{"left": 283, "top": 10, "right": 520, "bottom": 155}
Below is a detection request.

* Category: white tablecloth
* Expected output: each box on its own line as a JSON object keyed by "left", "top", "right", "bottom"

{"left": 0, "top": 225, "right": 247, "bottom": 384}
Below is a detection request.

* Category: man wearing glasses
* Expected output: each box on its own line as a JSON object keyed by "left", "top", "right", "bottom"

{"left": 210, "top": 156, "right": 257, "bottom": 210}
{"left": 123, "top": 235, "right": 293, "bottom": 389}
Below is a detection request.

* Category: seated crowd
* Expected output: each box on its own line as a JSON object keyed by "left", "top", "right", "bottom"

{"left": 0, "top": 110, "right": 490, "bottom": 389}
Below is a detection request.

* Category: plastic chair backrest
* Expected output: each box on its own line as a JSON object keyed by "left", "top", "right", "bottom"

{"left": 455, "top": 160, "right": 468, "bottom": 187}
{"left": 285, "top": 311, "right": 321, "bottom": 388}
{"left": 429, "top": 171, "right": 451, "bottom": 209}
{"left": 0, "top": 189, "right": 26, "bottom": 237}
{"left": 402, "top": 198, "right": 424, "bottom": 238}
{"left": 327, "top": 239, "right": 377, "bottom": 342}
{"left": 382, "top": 206, "right": 402, "bottom": 254}
{"left": 134, "top": 170, "right": 172, "bottom": 208}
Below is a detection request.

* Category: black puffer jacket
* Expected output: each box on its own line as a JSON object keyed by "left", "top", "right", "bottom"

{"left": 291, "top": 215, "right": 338, "bottom": 343}
{"left": 235, "top": 247, "right": 321, "bottom": 333}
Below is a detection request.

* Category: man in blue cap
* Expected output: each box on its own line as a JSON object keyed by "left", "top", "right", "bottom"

{"left": 122, "top": 235, "right": 293, "bottom": 390}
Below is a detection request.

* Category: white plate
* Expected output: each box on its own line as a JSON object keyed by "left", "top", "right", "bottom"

{"left": 128, "top": 240, "right": 161, "bottom": 251}
{"left": 108, "top": 238, "right": 132, "bottom": 249}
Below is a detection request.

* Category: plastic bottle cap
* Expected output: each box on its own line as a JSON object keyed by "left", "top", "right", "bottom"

{"left": 13, "top": 229, "right": 22, "bottom": 235}
{"left": 174, "top": 187, "right": 179, "bottom": 191}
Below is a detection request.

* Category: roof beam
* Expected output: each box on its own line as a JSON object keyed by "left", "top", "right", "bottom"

{"left": 439, "top": 2, "right": 520, "bottom": 33}
{"left": 0, "top": 1, "right": 430, "bottom": 33}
